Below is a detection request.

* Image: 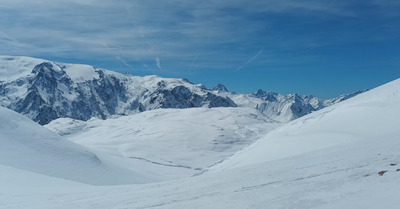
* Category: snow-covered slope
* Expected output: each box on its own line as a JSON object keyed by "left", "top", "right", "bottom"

{"left": 45, "top": 107, "right": 280, "bottom": 181}
{"left": 0, "top": 106, "right": 154, "bottom": 185}
{"left": 209, "top": 78, "right": 400, "bottom": 172}
{"left": 0, "top": 56, "right": 236, "bottom": 124}
{"left": 1, "top": 78, "right": 400, "bottom": 208}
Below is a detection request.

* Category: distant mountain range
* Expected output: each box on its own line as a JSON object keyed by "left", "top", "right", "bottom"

{"left": 216, "top": 86, "right": 366, "bottom": 122}
{"left": 0, "top": 56, "right": 365, "bottom": 124}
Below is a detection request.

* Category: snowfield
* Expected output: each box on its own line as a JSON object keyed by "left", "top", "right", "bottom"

{"left": 0, "top": 106, "right": 156, "bottom": 185}
{"left": 1, "top": 78, "right": 400, "bottom": 208}
{"left": 45, "top": 107, "right": 280, "bottom": 181}
{"left": 209, "top": 78, "right": 400, "bottom": 172}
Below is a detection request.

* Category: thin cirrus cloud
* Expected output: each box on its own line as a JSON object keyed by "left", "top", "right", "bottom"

{"left": 236, "top": 49, "right": 264, "bottom": 71}
{"left": 0, "top": 0, "right": 399, "bottom": 74}
{"left": 155, "top": 57, "right": 162, "bottom": 70}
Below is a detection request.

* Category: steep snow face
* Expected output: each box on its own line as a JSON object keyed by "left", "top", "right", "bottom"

{"left": 209, "top": 78, "right": 400, "bottom": 172}
{"left": 0, "top": 56, "right": 236, "bottom": 124}
{"left": 46, "top": 107, "right": 280, "bottom": 181}
{"left": 0, "top": 106, "right": 155, "bottom": 185}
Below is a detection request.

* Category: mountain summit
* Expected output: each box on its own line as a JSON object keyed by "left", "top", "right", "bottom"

{"left": 212, "top": 84, "right": 229, "bottom": 92}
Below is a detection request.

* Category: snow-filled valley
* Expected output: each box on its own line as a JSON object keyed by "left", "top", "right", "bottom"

{"left": 45, "top": 107, "right": 280, "bottom": 181}
{"left": 0, "top": 56, "right": 400, "bottom": 208}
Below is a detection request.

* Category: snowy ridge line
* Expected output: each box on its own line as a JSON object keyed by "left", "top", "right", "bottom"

{"left": 0, "top": 56, "right": 236, "bottom": 125}
{"left": 0, "top": 55, "right": 364, "bottom": 125}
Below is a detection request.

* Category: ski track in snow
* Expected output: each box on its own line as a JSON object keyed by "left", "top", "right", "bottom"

{"left": 128, "top": 156, "right": 200, "bottom": 170}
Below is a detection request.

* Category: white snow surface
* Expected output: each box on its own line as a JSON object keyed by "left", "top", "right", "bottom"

{"left": 0, "top": 106, "right": 154, "bottom": 185}
{"left": 0, "top": 55, "right": 208, "bottom": 94}
{"left": 209, "top": 78, "right": 400, "bottom": 172}
{"left": 45, "top": 107, "right": 280, "bottom": 181}
{"left": 0, "top": 56, "right": 45, "bottom": 81}
{"left": 0, "top": 55, "right": 106, "bottom": 82}
{"left": 1, "top": 78, "right": 400, "bottom": 208}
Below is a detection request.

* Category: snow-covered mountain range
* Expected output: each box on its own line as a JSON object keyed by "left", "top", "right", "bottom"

{"left": 0, "top": 56, "right": 235, "bottom": 124}
{"left": 0, "top": 56, "right": 363, "bottom": 124}
{"left": 216, "top": 86, "right": 366, "bottom": 122}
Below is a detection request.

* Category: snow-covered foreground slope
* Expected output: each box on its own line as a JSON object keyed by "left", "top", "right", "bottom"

{"left": 0, "top": 106, "right": 154, "bottom": 185}
{"left": 46, "top": 107, "right": 280, "bottom": 181}
{"left": 1, "top": 132, "right": 400, "bottom": 208}
{"left": 1, "top": 78, "right": 399, "bottom": 208}
{"left": 209, "top": 78, "right": 400, "bottom": 172}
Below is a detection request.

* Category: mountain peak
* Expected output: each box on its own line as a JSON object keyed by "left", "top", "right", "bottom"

{"left": 212, "top": 84, "right": 229, "bottom": 92}
{"left": 252, "top": 89, "right": 279, "bottom": 102}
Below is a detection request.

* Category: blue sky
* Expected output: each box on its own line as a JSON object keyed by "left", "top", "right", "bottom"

{"left": 1, "top": 0, "right": 399, "bottom": 98}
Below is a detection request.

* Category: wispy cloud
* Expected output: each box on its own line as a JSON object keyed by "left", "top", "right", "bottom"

{"left": 115, "top": 56, "right": 134, "bottom": 70}
{"left": 188, "top": 55, "right": 198, "bottom": 71}
{"left": 0, "top": 31, "right": 20, "bottom": 45}
{"left": 236, "top": 49, "right": 263, "bottom": 71}
{"left": 155, "top": 57, "right": 162, "bottom": 70}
